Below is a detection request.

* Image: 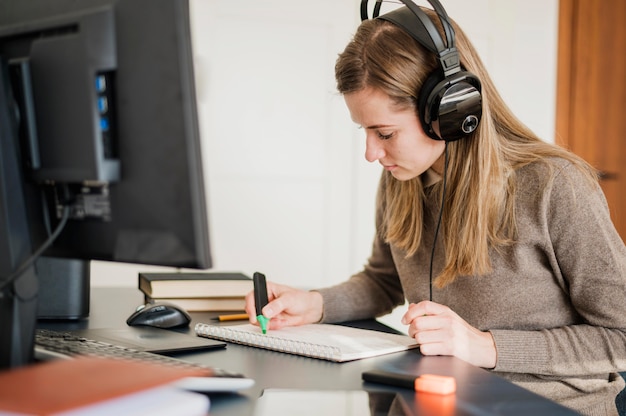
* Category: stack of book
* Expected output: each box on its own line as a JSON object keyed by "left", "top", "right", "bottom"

{"left": 139, "top": 272, "right": 253, "bottom": 312}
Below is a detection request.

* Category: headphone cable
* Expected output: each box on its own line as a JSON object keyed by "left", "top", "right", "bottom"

{"left": 429, "top": 141, "right": 449, "bottom": 301}
{"left": 0, "top": 197, "right": 70, "bottom": 295}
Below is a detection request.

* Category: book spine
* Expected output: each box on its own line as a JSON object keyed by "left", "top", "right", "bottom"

{"left": 194, "top": 323, "right": 342, "bottom": 362}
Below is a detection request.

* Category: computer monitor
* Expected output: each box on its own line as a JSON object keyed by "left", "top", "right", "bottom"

{"left": 0, "top": 0, "right": 212, "bottom": 368}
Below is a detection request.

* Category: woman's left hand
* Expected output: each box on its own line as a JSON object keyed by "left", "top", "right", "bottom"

{"left": 401, "top": 300, "right": 497, "bottom": 369}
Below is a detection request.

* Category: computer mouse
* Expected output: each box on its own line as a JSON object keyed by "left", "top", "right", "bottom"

{"left": 126, "top": 302, "right": 191, "bottom": 329}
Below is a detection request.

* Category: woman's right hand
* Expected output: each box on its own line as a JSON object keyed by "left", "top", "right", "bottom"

{"left": 244, "top": 281, "right": 323, "bottom": 330}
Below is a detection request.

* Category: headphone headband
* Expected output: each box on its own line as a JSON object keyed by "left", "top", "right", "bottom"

{"left": 358, "top": 0, "right": 482, "bottom": 141}
{"left": 361, "top": 0, "right": 459, "bottom": 77}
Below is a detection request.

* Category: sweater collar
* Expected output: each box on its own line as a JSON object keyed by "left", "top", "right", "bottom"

{"left": 421, "top": 168, "right": 443, "bottom": 188}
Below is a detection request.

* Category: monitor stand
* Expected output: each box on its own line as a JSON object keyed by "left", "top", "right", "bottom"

{"left": 36, "top": 257, "right": 90, "bottom": 320}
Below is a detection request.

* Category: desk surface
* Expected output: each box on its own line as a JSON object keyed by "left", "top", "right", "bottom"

{"left": 39, "top": 287, "right": 577, "bottom": 416}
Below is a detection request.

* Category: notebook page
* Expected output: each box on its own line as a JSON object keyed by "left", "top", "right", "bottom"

{"left": 195, "top": 323, "right": 418, "bottom": 362}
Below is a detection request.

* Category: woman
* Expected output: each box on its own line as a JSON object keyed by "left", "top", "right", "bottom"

{"left": 244, "top": 4, "right": 626, "bottom": 415}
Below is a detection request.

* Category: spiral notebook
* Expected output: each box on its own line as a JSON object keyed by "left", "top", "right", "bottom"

{"left": 194, "top": 322, "right": 419, "bottom": 362}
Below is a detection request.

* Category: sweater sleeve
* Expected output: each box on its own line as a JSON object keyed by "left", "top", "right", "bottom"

{"left": 492, "top": 162, "right": 626, "bottom": 376}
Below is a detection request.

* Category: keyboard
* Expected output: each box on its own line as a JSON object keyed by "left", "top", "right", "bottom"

{"left": 35, "top": 329, "right": 255, "bottom": 392}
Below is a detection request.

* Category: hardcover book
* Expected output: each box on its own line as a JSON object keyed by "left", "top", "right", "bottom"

{"left": 139, "top": 272, "right": 252, "bottom": 299}
{"left": 0, "top": 357, "right": 209, "bottom": 415}
{"left": 144, "top": 295, "right": 246, "bottom": 312}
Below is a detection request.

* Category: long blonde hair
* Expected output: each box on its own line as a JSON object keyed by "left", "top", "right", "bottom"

{"left": 335, "top": 8, "right": 597, "bottom": 287}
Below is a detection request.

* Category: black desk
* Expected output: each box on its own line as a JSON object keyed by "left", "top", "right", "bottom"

{"left": 40, "top": 287, "right": 577, "bottom": 416}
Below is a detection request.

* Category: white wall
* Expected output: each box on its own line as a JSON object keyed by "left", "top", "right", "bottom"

{"left": 447, "top": 0, "right": 559, "bottom": 143}
{"left": 91, "top": 0, "right": 559, "bottom": 328}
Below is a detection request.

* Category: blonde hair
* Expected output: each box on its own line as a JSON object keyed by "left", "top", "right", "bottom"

{"left": 335, "top": 8, "right": 597, "bottom": 287}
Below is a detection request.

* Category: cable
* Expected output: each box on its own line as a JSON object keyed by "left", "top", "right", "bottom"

{"left": 0, "top": 204, "right": 70, "bottom": 294}
{"left": 429, "top": 141, "right": 449, "bottom": 301}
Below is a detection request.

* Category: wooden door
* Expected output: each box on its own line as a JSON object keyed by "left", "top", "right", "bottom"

{"left": 556, "top": 0, "right": 626, "bottom": 238}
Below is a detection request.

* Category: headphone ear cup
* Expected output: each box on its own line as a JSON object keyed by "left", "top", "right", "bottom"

{"left": 418, "top": 70, "right": 446, "bottom": 141}
{"left": 418, "top": 71, "right": 482, "bottom": 142}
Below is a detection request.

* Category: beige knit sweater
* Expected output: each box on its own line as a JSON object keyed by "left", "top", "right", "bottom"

{"left": 317, "top": 158, "right": 626, "bottom": 415}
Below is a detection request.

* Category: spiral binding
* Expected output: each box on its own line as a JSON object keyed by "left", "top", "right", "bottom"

{"left": 195, "top": 324, "right": 342, "bottom": 361}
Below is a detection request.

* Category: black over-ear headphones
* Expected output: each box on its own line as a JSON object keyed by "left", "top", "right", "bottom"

{"left": 360, "top": 0, "right": 482, "bottom": 142}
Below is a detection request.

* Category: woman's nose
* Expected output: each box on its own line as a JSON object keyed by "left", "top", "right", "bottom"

{"left": 364, "top": 135, "right": 384, "bottom": 163}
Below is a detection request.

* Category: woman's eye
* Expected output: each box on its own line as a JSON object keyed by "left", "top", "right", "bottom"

{"left": 378, "top": 131, "right": 393, "bottom": 140}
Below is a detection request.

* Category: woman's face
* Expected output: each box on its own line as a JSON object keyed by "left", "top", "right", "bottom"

{"left": 344, "top": 87, "right": 445, "bottom": 181}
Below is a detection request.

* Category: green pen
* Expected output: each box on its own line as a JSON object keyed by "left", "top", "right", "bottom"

{"left": 253, "top": 272, "right": 270, "bottom": 334}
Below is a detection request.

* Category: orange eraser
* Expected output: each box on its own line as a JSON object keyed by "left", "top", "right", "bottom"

{"left": 414, "top": 374, "right": 456, "bottom": 395}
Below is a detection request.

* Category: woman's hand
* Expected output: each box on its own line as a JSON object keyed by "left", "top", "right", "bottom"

{"left": 244, "top": 281, "right": 323, "bottom": 330}
{"left": 402, "top": 300, "right": 496, "bottom": 369}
